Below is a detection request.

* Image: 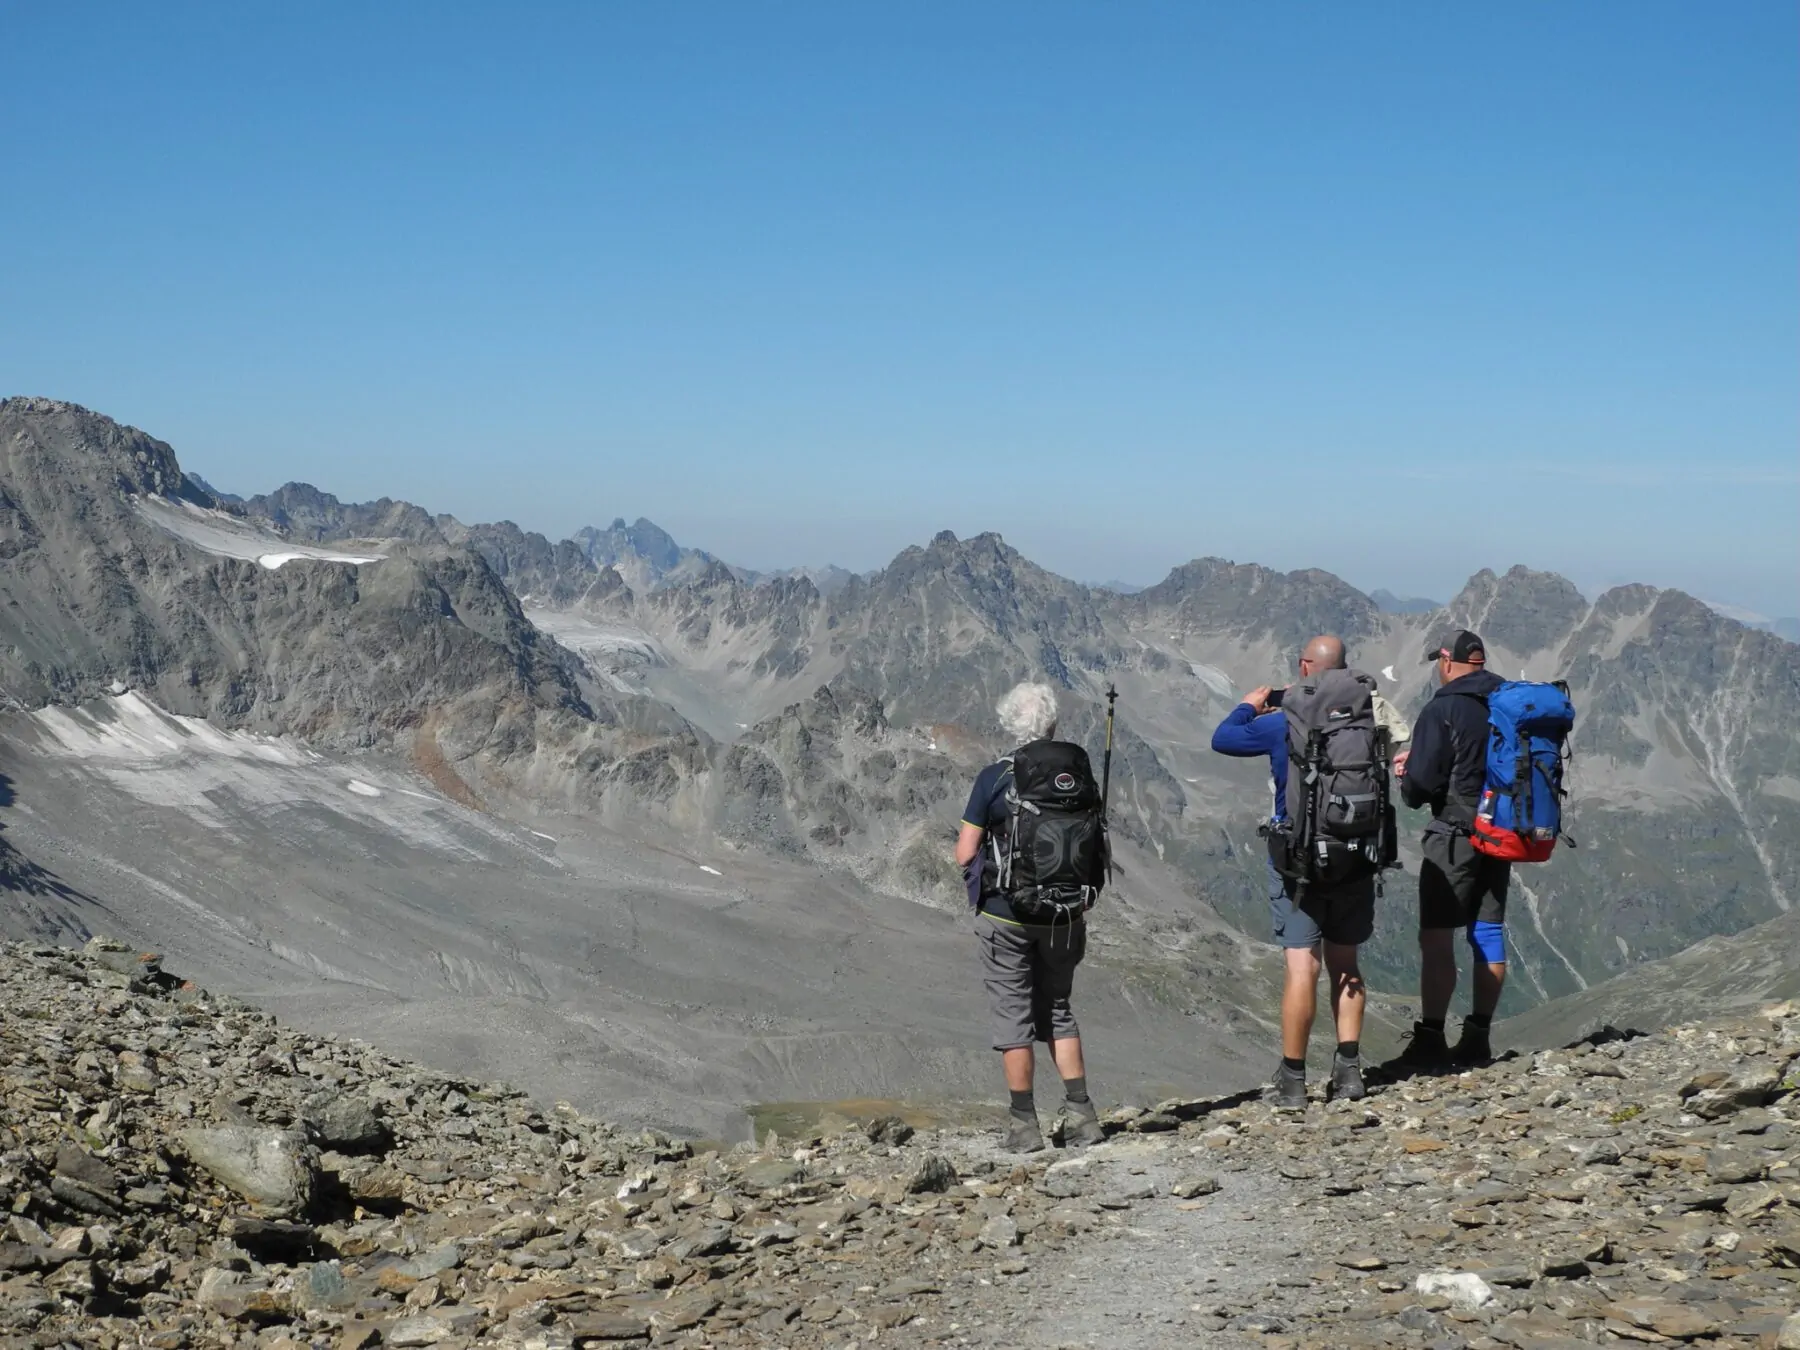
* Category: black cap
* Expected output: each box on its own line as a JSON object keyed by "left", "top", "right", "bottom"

{"left": 1424, "top": 629, "right": 1487, "bottom": 664}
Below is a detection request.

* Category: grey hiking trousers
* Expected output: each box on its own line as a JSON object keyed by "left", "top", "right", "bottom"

{"left": 977, "top": 913, "right": 1086, "bottom": 1050}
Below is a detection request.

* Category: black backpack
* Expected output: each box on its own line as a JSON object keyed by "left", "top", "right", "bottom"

{"left": 1266, "top": 668, "right": 1397, "bottom": 888}
{"left": 992, "top": 739, "right": 1110, "bottom": 922}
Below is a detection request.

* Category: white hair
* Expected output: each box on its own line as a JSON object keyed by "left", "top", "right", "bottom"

{"left": 997, "top": 682, "right": 1059, "bottom": 744}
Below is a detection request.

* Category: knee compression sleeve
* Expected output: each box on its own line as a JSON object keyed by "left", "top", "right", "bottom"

{"left": 1469, "top": 920, "right": 1506, "bottom": 964}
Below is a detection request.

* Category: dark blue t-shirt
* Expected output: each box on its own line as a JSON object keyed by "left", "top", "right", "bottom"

{"left": 961, "top": 759, "right": 1041, "bottom": 926}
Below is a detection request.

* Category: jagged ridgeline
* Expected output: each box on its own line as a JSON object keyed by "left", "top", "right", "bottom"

{"left": 0, "top": 396, "right": 1796, "bottom": 1032}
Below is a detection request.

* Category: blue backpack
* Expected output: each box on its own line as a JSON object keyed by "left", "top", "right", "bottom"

{"left": 1471, "top": 681, "right": 1576, "bottom": 863}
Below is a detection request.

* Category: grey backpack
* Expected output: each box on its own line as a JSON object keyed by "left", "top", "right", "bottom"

{"left": 1270, "top": 668, "right": 1396, "bottom": 886}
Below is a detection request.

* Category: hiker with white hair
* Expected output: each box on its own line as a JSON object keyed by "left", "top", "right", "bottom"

{"left": 954, "top": 680, "right": 1112, "bottom": 1152}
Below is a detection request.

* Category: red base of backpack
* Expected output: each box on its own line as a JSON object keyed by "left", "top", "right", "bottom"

{"left": 1471, "top": 817, "right": 1557, "bottom": 862}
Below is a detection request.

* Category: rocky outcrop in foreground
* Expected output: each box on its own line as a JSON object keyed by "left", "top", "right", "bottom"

{"left": 2, "top": 938, "right": 1798, "bottom": 1348}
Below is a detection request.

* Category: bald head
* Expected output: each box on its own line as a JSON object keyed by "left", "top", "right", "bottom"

{"left": 1301, "top": 634, "right": 1347, "bottom": 672}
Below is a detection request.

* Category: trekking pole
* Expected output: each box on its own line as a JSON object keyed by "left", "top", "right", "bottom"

{"left": 1099, "top": 684, "right": 1118, "bottom": 818}
{"left": 1100, "top": 684, "right": 1118, "bottom": 886}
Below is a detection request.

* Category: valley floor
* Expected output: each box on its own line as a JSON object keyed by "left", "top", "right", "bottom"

{"left": 0, "top": 703, "right": 1277, "bottom": 1141}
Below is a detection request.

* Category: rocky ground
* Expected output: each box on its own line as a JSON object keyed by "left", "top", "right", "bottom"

{"left": 2, "top": 939, "right": 1798, "bottom": 1349}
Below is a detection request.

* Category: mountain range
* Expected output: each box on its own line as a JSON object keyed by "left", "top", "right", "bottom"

{"left": 1370, "top": 588, "right": 1444, "bottom": 615}
{"left": 1, "top": 395, "right": 1796, "bottom": 1131}
{"left": 1697, "top": 599, "right": 1800, "bottom": 646}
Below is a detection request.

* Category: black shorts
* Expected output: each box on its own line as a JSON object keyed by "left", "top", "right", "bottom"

{"left": 1419, "top": 830, "right": 1510, "bottom": 929}
{"left": 1267, "top": 860, "right": 1375, "bottom": 948}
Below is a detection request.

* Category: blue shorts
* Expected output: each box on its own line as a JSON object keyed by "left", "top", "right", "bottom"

{"left": 1267, "top": 859, "right": 1375, "bottom": 950}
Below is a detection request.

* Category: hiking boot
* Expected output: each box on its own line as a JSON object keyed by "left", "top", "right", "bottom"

{"left": 1393, "top": 1022, "right": 1450, "bottom": 1071}
{"left": 1452, "top": 1020, "right": 1493, "bottom": 1066}
{"left": 1265, "top": 1061, "right": 1308, "bottom": 1109}
{"left": 1005, "top": 1110, "right": 1045, "bottom": 1154}
{"left": 1054, "top": 1096, "right": 1105, "bottom": 1148}
{"left": 1328, "top": 1051, "right": 1366, "bottom": 1102}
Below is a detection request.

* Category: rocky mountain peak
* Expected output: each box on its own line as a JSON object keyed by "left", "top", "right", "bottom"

{"left": 1, "top": 396, "right": 85, "bottom": 416}
{"left": 624, "top": 518, "right": 682, "bottom": 571}
{"left": 692, "top": 558, "right": 742, "bottom": 589}
{"left": 575, "top": 518, "right": 688, "bottom": 576}
{"left": 1370, "top": 587, "right": 1442, "bottom": 615}
{"left": 877, "top": 530, "right": 1015, "bottom": 581}
{"left": 0, "top": 396, "right": 199, "bottom": 505}
{"left": 843, "top": 532, "right": 1105, "bottom": 660}
{"left": 1592, "top": 582, "right": 1663, "bottom": 619}
{"left": 1139, "top": 556, "right": 1384, "bottom": 645}
{"left": 239, "top": 483, "right": 444, "bottom": 544}
{"left": 888, "top": 530, "right": 1046, "bottom": 584}
{"left": 1445, "top": 565, "right": 1589, "bottom": 655}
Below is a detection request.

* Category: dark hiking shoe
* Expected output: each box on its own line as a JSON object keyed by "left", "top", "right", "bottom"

{"left": 1054, "top": 1097, "right": 1105, "bottom": 1148}
{"left": 1266, "top": 1061, "right": 1308, "bottom": 1109}
{"left": 1393, "top": 1022, "right": 1450, "bottom": 1070}
{"left": 1005, "top": 1110, "right": 1045, "bottom": 1154}
{"left": 1328, "top": 1052, "right": 1367, "bottom": 1102}
{"left": 1452, "top": 1021, "right": 1493, "bottom": 1066}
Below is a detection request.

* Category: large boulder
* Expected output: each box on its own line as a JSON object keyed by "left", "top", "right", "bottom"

{"left": 180, "top": 1127, "right": 317, "bottom": 1217}
{"left": 302, "top": 1092, "right": 389, "bottom": 1154}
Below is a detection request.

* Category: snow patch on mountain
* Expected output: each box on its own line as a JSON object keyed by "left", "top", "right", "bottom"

{"left": 31, "top": 692, "right": 313, "bottom": 766}
{"left": 16, "top": 692, "right": 533, "bottom": 865}
{"left": 137, "top": 496, "right": 387, "bottom": 568}
{"left": 1187, "top": 661, "right": 1236, "bottom": 700}
{"left": 259, "top": 550, "right": 382, "bottom": 570}
{"left": 525, "top": 608, "right": 664, "bottom": 665}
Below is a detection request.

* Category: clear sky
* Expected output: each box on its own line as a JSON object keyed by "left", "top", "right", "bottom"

{"left": 5, "top": 3, "right": 1796, "bottom": 615}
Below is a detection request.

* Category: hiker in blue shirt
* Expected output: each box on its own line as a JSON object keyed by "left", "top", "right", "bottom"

{"left": 1211, "top": 635, "right": 1407, "bottom": 1107}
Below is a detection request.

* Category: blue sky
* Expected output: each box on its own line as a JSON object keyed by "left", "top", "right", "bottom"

{"left": 4, "top": 3, "right": 1796, "bottom": 614}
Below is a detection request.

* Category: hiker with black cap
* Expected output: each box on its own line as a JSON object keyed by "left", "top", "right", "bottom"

{"left": 1395, "top": 629, "right": 1510, "bottom": 1066}
{"left": 955, "top": 682, "right": 1110, "bottom": 1153}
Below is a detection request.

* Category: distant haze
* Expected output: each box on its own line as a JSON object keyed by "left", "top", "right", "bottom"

{"left": 179, "top": 467, "right": 1800, "bottom": 627}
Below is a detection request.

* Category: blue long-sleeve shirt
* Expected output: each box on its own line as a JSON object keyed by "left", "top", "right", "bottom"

{"left": 1210, "top": 704, "right": 1289, "bottom": 821}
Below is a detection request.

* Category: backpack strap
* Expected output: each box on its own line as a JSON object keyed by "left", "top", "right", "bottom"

{"left": 991, "top": 758, "right": 1019, "bottom": 890}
